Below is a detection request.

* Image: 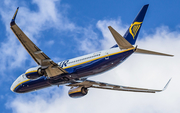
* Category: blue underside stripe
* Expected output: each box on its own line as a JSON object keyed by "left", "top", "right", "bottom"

{"left": 14, "top": 49, "right": 134, "bottom": 93}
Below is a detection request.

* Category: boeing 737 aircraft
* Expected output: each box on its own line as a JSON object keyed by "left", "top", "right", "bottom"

{"left": 10, "top": 4, "right": 173, "bottom": 98}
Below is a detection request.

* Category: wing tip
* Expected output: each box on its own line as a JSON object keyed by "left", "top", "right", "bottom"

{"left": 156, "top": 78, "right": 172, "bottom": 93}
{"left": 162, "top": 78, "right": 172, "bottom": 91}
{"left": 10, "top": 7, "right": 19, "bottom": 26}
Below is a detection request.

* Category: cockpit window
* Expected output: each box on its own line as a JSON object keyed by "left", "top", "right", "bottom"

{"left": 21, "top": 73, "right": 26, "bottom": 79}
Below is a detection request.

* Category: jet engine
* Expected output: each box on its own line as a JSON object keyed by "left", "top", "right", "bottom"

{"left": 25, "top": 66, "right": 45, "bottom": 79}
{"left": 68, "top": 86, "right": 88, "bottom": 98}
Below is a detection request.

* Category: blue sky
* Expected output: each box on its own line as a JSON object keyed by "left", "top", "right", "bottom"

{"left": 1, "top": 0, "right": 180, "bottom": 113}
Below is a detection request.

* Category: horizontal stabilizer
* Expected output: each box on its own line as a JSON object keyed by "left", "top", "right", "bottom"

{"left": 135, "top": 48, "right": 174, "bottom": 57}
{"left": 108, "top": 26, "right": 133, "bottom": 49}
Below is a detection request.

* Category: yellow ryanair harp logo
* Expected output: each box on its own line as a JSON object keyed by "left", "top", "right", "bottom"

{"left": 129, "top": 22, "right": 142, "bottom": 39}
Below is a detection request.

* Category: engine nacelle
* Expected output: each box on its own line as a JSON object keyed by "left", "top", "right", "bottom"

{"left": 68, "top": 86, "right": 88, "bottom": 98}
{"left": 25, "top": 66, "right": 45, "bottom": 79}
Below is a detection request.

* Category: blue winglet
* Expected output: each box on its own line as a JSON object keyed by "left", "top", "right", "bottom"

{"left": 10, "top": 7, "right": 19, "bottom": 26}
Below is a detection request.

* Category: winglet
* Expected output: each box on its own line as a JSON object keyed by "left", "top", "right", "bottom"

{"left": 162, "top": 78, "right": 172, "bottom": 91}
{"left": 10, "top": 7, "right": 19, "bottom": 26}
{"left": 156, "top": 78, "right": 172, "bottom": 92}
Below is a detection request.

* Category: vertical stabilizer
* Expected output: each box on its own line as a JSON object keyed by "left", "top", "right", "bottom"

{"left": 123, "top": 4, "right": 149, "bottom": 45}
{"left": 111, "top": 4, "right": 149, "bottom": 48}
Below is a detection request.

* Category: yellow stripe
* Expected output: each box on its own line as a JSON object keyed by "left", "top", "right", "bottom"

{"left": 63, "top": 47, "right": 135, "bottom": 69}
{"left": 25, "top": 70, "right": 37, "bottom": 74}
{"left": 13, "top": 47, "right": 134, "bottom": 92}
{"left": 12, "top": 8, "right": 19, "bottom": 19}
{"left": 68, "top": 90, "right": 82, "bottom": 95}
{"left": 13, "top": 79, "right": 30, "bottom": 91}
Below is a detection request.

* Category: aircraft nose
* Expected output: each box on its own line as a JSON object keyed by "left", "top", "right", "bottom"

{"left": 10, "top": 84, "right": 15, "bottom": 92}
{"left": 10, "top": 79, "right": 18, "bottom": 92}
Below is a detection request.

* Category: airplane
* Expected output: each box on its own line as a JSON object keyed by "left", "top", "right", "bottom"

{"left": 10, "top": 4, "right": 173, "bottom": 98}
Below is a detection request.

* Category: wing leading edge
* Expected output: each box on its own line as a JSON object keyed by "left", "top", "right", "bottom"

{"left": 67, "top": 79, "right": 171, "bottom": 93}
{"left": 10, "top": 7, "right": 67, "bottom": 77}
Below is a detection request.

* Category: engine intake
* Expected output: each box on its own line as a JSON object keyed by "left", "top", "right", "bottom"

{"left": 25, "top": 66, "right": 45, "bottom": 79}
{"left": 68, "top": 86, "right": 88, "bottom": 98}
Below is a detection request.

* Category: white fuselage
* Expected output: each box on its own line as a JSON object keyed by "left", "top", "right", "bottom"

{"left": 11, "top": 47, "right": 135, "bottom": 93}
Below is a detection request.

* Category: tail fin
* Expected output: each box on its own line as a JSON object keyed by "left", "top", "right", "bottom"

{"left": 124, "top": 4, "right": 149, "bottom": 45}
{"left": 109, "top": 5, "right": 173, "bottom": 57}
{"left": 108, "top": 26, "right": 174, "bottom": 57}
{"left": 111, "top": 4, "right": 149, "bottom": 48}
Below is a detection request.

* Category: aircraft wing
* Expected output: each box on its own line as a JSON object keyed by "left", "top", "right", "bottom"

{"left": 67, "top": 79, "right": 171, "bottom": 93}
{"left": 10, "top": 7, "right": 68, "bottom": 77}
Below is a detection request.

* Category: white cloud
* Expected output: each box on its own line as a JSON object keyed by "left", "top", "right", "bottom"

{"left": 97, "top": 18, "right": 128, "bottom": 49}
{"left": 46, "top": 40, "right": 55, "bottom": 46}
{"left": 0, "top": 0, "right": 76, "bottom": 77}
{"left": 77, "top": 18, "right": 128, "bottom": 54}
{"left": 77, "top": 26, "right": 101, "bottom": 53}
